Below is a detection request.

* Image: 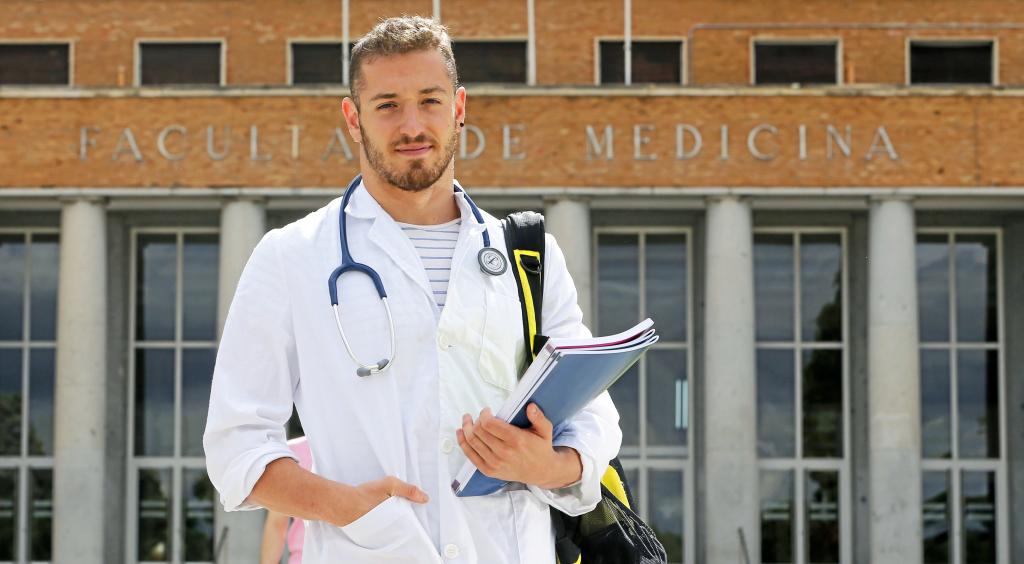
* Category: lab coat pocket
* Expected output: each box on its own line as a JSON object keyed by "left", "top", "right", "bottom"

{"left": 340, "top": 496, "right": 431, "bottom": 553}
{"left": 478, "top": 290, "right": 525, "bottom": 392}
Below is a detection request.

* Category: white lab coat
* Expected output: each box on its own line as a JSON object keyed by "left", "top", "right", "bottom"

{"left": 203, "top": 180, "right": 622, "bottom": 563}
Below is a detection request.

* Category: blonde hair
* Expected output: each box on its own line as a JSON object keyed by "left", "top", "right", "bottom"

{"left": 349, "top": 15, "right": 458, "bottom": 105}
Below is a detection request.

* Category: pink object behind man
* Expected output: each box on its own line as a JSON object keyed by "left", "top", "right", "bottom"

{"left": 285, "top": 437, "right": 312, "bottom": 563}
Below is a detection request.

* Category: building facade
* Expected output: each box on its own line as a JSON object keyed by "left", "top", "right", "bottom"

{"left": 1, "top": 1, "right": 1023, "bottom": 563}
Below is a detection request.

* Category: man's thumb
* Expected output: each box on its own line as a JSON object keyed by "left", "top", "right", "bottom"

{"left": 389, "top": 478, "right": 429, "bottom": 504}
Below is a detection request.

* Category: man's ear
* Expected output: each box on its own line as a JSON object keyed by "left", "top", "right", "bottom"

{"left": 341, "top": 97, "right": 361, "bottom": 143}
{"left": 454, "top": 86, "right": 467, "bottom": 128}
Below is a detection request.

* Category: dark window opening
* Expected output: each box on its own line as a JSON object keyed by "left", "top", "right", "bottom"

{"left": 909, "top": 41, "right": 993, "bottom": 85}
{"left": 0, "top": 44, "right": 69, "bottom": 85}
{"left": 754, "top": 42, "right": 838, "bottom": 85}
{"left": 291, "top": 42, "right": 346, "bottom": 84}
{"left": 600, "top": 41, "right": 682, "bottom": 84}
{"left": 140, "top": 42, "right": 221, "bottom": 86}
{"left": 452, "top": 41, "right": 527, "bottom": 84}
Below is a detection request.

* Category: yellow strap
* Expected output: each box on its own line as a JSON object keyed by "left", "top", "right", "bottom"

{"left": 512, "top": 249, "right": 541, "bottom": 358}
{"left": 601, "top": 465, "right": 631, "bottom": 510}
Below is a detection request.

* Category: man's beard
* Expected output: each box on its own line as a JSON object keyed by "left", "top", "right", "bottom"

{"left": 360, "top": 121, "right": 459, "bottom": 192}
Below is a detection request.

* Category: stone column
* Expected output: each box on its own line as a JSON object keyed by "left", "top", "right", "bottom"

{"left": 544, "top": 198, "right": 592, "bottom": 322}
{"left": 214, "top": 198, "right": 267, "bottom": 564}
{"left": 52, "top": 198, "right": 108, "bottom": 564}
{"left": 702, "top": 196, "right": 759, "bottom": 564}
{"left": 867, "top": 197, "right": 922, "bottom": 564}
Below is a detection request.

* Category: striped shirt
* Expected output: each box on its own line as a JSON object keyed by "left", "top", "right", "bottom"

{"left": 397, "top": 218, "right": 462, "bottom": 310}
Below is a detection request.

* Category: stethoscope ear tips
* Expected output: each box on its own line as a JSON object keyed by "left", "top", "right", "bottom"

{"left": 355, "top": 358, "right": 390, "bottom": 377}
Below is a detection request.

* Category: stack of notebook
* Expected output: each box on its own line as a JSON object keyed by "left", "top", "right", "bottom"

{"left": 452, "top": 318, "right": 658, "bottom": 497}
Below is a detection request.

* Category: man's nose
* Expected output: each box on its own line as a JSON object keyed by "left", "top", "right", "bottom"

{"left": 397, "top": 106, "right": 428, "bottom": 139}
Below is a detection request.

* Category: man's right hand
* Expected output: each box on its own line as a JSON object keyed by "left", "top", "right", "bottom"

{"left": 333, "top": 476, "right": 430, "bottom": 527}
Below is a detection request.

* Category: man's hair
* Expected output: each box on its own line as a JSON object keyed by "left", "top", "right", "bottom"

{"left": 349, "top": 16, "right": 458, "bottom": 106}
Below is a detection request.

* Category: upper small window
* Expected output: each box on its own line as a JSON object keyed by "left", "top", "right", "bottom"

{"left": 291, "top": 42, "right": 345, "bottom": 84}
{"left": 0, "top": 43, "right": 70, "bottom": 85}
{"left": 452, "top": 41, "right": 527, "bottom": 84}
{"left": 599, "top": 40, "right": 683, "bottom": 84}
{"left": 909, "top": 40, "right": 994, "bottom": 85}
{"left": 753, "top": 41, "right": 838, "bottom": 85}
{"left": 139, "top": 42, "right": 222, "bottom": 86}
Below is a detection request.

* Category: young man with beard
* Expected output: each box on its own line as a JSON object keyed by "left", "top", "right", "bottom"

{"left": 204, "top": 16, "right": 621, "bottom": 563}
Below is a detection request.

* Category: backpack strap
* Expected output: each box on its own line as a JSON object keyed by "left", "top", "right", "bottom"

{"left": 501, "top": 211, "right": 548, "bottom": 361}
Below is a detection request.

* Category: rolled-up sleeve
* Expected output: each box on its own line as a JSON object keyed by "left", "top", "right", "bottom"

{"left": 526, "top": 234, "right": 623, "bottom": 516}
{"left": 203, "top": 229, "right": 299, "bottom": 512}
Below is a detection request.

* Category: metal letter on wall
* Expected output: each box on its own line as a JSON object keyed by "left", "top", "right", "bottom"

{"left": 289, "top": 125, "right": 302, "bottom": 159}
{"left": 250, "top": 125, "right": 272, "bottom": 161}
{"left": 322, "top": 127, "right": 354, "bottom": 161}
{"left": 502, "top": 124, "right": 526, "bottom": 161}
{"left": 79, "top": 127, "right": 99, "bottom": 161}
{"left": 826, "top": 124, "right": 852, "bottom": 159}
{"left": 633, "top": 124, "right": 658, "bottom": 161}
{"left": 747, "top": 124, "right": 779, "bottom": 161}
{"left": 459, "top": 124, "right": 486, "bottom": 160}
{"left": 585, "top": 125, "right": 614, "bottom": 160}
{"left": 675, "top": 124, "right": 702, "bottom": 160}
{"left": 865, "top": 125, "right": 899, "bottom": 161}
{"left": 112, "top": 128, "right": 143, "bottom": 162}
{"left": 157, "top": 125, "right": 187, "bottom": 161}
{"left": 207, "top": 126, "right": 231, "bottom": 161}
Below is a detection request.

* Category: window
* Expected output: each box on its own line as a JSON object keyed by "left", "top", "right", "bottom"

{"left": 138, "top": 42, "right": 222, "bottom": 86}
{"left": 596, "top": 229, "right": 692, "bottom": 564}
{"left": 909, "top": 40, "right": 994, "bottom": 85}
{"left": 598, "top": 40, "right": 683, "bottom": 84}
{"left": 0, "top": 230, "right": 58, "bottom": 563}
{"left": 754, "top": 230, "right": 849, "bottom": 564}
{"left": 451, "top": 41, "right": 527, "bottom": 83}
{"left": 129, "top": 230, "right": 219, "bottom": 563}
{"left": 753, "top": 41, "right": 839, "bottom": 85}
{"left": 0, "top": 44, "right": 70, "bottom": 86}
{"left": 917, "top": 231, "right": 1005, "bottom": 564}
{"left": 290, "top": 42, "right": 345, "bottom": 84}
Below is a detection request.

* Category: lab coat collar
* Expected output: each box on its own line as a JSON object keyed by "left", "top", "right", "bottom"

{"left": 343, "top": 176, "right": 489, "bottom": 233}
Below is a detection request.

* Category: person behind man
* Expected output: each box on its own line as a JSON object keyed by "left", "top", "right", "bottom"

{"left": 259, "top": 436, "right": 311, "bottom": 564}
{"left": 203, "top": 16, "right": 621, "bottom": 563}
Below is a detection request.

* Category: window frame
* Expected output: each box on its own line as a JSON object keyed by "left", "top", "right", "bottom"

{"left": 134, "top": 38, "right": 227, "bottom": 88}
{"left": 917, "top": 227, "right": 1009, "bottom": 564}
{"left": 449, "top": 37, "right": 529, "bottom": 85}
{"left": 753, "top": 226, "right": 852, "bottom": 564}
{"left": 0, "top": 227, "right": 58, "bottom": 564}
{"left": 592, "top": 225, "right": 694, "bottom": 564}
{"left": 0, "top": 40, "right": 74, "bottom": 87}
{"left": 286, "top": 38, "right": 346, "bottom": 86}
{"left": 905, "top": 37, "right": 999, "bottom": 86}
{"left": 593, "top": 37, "right": 687, "bottom": 86}
{"left": 125, "top": 227, "right": 219, "bottom": 564}
{"left": 750, "top": 37, "right": 843, "bottom": 87}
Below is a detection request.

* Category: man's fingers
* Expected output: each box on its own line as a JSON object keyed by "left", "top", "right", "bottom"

{"left": 385, "top": 477, "right": 429, "bottom": 504}
{"left": 526, "top": 403, "right": 553, "bottom": 439}
{"left": 462, "top": 415, "right": 498, "bottom": 461}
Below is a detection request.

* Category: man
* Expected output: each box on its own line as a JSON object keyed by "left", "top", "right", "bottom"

{"left": 204, "top": 16, "right": 621, "bottom": 563}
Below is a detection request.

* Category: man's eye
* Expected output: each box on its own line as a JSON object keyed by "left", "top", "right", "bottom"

{"left": 377, "top": 102, "right": 396, "bottom": 110}
{"left": 423, "top": 98, "right": 442, "bottom": 105}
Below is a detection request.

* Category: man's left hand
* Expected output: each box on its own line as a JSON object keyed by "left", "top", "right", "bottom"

{"left": 456, "top": 403, "right": 582, "bottom": 489}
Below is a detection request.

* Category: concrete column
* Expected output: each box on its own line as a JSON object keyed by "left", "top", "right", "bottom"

{"left": 53, "top": 198, "right": 107, "bottom": 564}
{"left": 867, "top": 197, "right": 922, "bottom": 564}
{"left": 544, "top": 198, "right": 592, "bottom": 323}
{"left": 214, "top": 198, "right": 267, "bottom": 564}
{"left": 702, "top": 196, "right": 759, "bottom": 564}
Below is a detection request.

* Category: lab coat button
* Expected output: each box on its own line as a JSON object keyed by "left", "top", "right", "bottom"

{"left": 441, "top": 438, "right": 454, "bottom": 454}
{"left": 444, "top": 544, "right": 460, "bottom": 559}
{"left": 438, "top": 335, "right": 450, "bottom": 349}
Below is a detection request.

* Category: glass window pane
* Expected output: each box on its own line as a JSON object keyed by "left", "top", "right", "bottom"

{"left": 649, "top": 470, "right": 684, "bottom": 563}
{"left": 917, "top": 234, "right": 950, "bottom": 343}
{"left": 291, "top": 43, "right": 343, "bottom": 84}
{"left": 0, "top": 44, "right": 70, "bottom": 85}
{"left": 182, "top": 349, "right": 216, "bottom": 456}
{"left": 0, "top": 470, "right": 16, "bottom": 561}
{"left": 140, "top": 43, "right": 221, "bottom": 86}
{"left": 910, "top": 42, "right": 993, "bottom": 85}
{"left": 920, "top": 349, "right": 951, "bottom": 459}
{"left": 922, "top": 470, "right": 950, "bottom": 564}
{"left": 598, "top": 234, "right": 639, "bottom": 336}
{"left": 29, "top": 348, "right": 55, "bottom": 455}
{"left": 961, "top": 471, "right": 996, "bottom": 564}
{"left": 135, "top": 349, "right": 175, "bottom": 456}
{"left": 608, "top": 364, "right": 639, "bottom": 447}
{"left": 184, "top": 469, "right": 215, "bottom": 561}
{"left": 137, "top": 235, "right": 177, "bottom": 341}
{"left": 806, "top": 470, "right": 840, "bottom": 563}
{"left": 29, "top": 234, "right": 59, "bottom": 341}
{"left": 0, "top": 235, "right": 26, "bottom": 341}
{"left": 182, "top": 234, "right": 219, "bottom": 341}
{"left": 599, "top": 41, "right": 683, "bottom": 84}
{"left": 954, "top": 235, "right": 997, "bottom": 343}
{"left": 645, "top": 234, "right": 687, "bottom": 342}
{"left": 800, "top": 234, "right": 842, "bottom": 342}
{"left": 138, "top": 468, "right": 171, "bottom": 562}
{"left": 760, "top": 470, "right": 794, "bottom": 564}
{"left": 755, "top": 234, "right": 795, "bottom": 342}
{"left": 755, "top": 43, "right": 838, "bottom": 85}
{"left": 957, "top": 350, "right": 999, "bottom": 459}
{"left": 757, "top": 348, "right": 795, "bottom": 458}
{"left": 0, "top": 350, "right": 22, "bottom": 455}
{"left": 451, "top": 41, "right": 527, "bottom": 83}
{"left": 28, "top": 468, "right": 52, "bottom": 561}
{"left": 645, "top": 349, "right": 687, "bottom": 448}
{"left": 802, "top": 348, "right": 843, "bottom": 458}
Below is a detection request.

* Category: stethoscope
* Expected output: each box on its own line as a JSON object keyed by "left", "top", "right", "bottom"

{"left": 328, "top": 174, "right": 509, "bottom": 377}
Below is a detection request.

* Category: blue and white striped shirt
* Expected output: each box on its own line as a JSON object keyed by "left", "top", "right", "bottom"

{"left": 397, "top": 218, "right": 462, "bottom": 310}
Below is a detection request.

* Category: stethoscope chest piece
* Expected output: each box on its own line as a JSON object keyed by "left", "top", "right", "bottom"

{"left": 478, "top": 247, "right": 507, "bottom": 276}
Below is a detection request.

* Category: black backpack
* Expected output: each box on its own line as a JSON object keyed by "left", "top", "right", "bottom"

{"left": 501, "top": 211, "right": 668, "bottom": 564}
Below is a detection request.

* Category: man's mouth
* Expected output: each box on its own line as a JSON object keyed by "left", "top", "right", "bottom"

{"left": 395, "top": 144, "right": 432, "bottom": 157}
